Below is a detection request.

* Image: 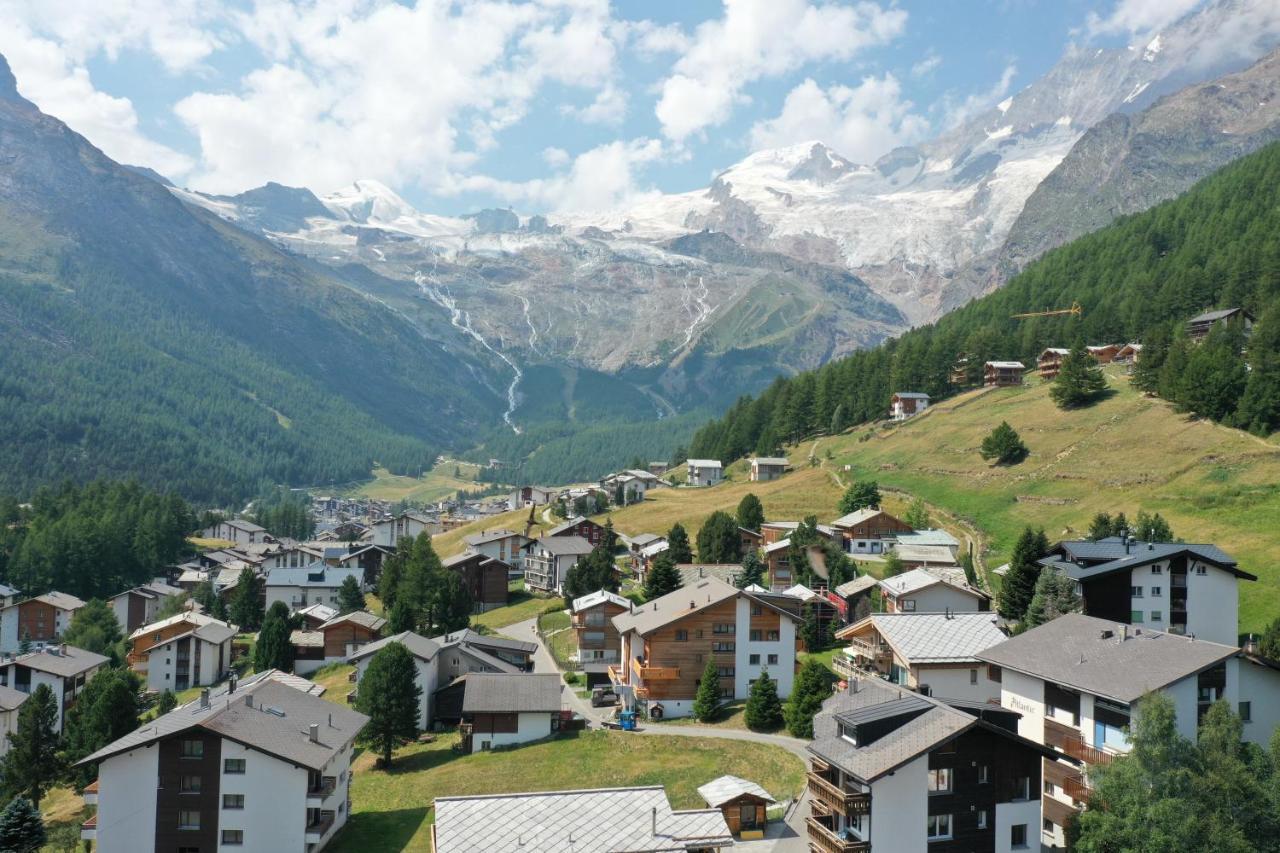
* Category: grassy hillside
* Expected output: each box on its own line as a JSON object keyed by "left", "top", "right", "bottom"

{"left": 607, "top": 366, "right": 1280, "bottom": 633}
{"left": 354, "top": 463, "right": 486, "bottom": 504}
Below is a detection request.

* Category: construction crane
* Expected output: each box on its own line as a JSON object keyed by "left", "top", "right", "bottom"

{"left": 1012, "top": 301, "right": 1082, "bottom": 320}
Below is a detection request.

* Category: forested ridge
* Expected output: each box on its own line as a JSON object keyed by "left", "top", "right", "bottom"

{"left": 690, "top": 141, "right": 1280, "bottom": 462}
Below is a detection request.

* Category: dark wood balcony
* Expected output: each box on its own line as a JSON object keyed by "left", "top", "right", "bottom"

{"left": 1063, "top": 772, "right": 1090, "bottom": 802}
{"left": 1045, "top": 718, "right": 1113, "bottom": 765}
{"left": 807, "top": 769, "right": 871, "bottom": 815}
{"left": 806, "top": 813, "right": 870, "bottom": 853}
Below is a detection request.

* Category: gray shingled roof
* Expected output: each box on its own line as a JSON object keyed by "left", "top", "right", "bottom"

{"left": 696, "top": 775, "right": 776, "bottom": 808}
{"left": 9, "top": 645, "right": 109, "bottom": 678}
{"left": 265, "top": 564, "right": 363, "bottom": 588}
{"left": 347, "top": 630, "right": 441, "bottom": 663}
{"left": 434, "top": 628, "right": 537, "bottom": 655}
{"left": 572, "top": 590, "right": 631, "bottom": 613}
{"left": 676, "top": 564, "right": 741, "bottom": 588}
{"left": 319, "top": 610, "right": 386, "bottom": 632}
{"left": 976, "top": 613, "right": 1238, "bottom": 704}
{"left": 1189, "top": 307, "right": 1248, "bottom": 323}
{"left": 834, "top": 576, "right": 878, "bottom": 597}
{"left": 844, "top": 612, "right": 1007, "bottom": 663}
{"left": 458, "top": 673, "right": 562, "bottom": 714}
{"left": 533, "top": 535, "right": 594, "bottom": 556}
{"left": 611, "top": 577, "right": 741, "bottom": 637}
{"left": 546, "top": 516, "right": 593, "bottom": 537}
{"left": 0, "top": 685, "right": 28, "bottom": 712}
{"left": 1046, "top": 538, "right": 1253, "bottom": 581}
{"left": 464, "top": 529, "right": 524, "bottom": 547}
{"left": 433, "top": 786, "right": 733, "bottom": 853}
{"left": 830, "top": 508, "right": 896, "bottom": 529}
{"left": 878, "top": 567, "right": 985, "bottom": 601}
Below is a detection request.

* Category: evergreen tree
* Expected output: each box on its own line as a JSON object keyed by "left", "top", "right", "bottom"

{"left": 1088, "top": 512, "right": 1118, "bottom": 540}
{"left": 696, "top": 511, "right": 742, "bottom": 563}
{"left": 692, "top": 659, "right": 721, "bottom": 723}
{"left": 737, "top": 550, "right": 765, "bottom": 589}
{"left": 801, "top": 608, "right": 832, "bottom": 652}
{"left": 1050, "top": 343, "right": 1108, "bottom": 409}
{"left": 979, "top": 421, "right": 1028, "bottom": 465}
{"left": 837, "top": 481, "right": 881, "bottom": 515}
{"left": 155, "top": 689, "right": 178, "bottom": 716}
{"left": 378, "top": 545, "right": 406, "bottom": 612}
{"left": 904, "top": 498, "right": 930, "bottom": 530}
{"left": 228, "top": 567, "right": 263, "bottom": 631}
{"left": 211, "top": 594, "right": 229, "bottom": 622}
{"left": 645, "top": 553, "right": 682, "bottom": 600}
{"left": 1, "top": 684, "right": 61, "bottom": 807}
{"left": 998, "top": 527, "right": 1048, "bottom": 622}
{"left": 191, "top": 579, "right": 218, "bottom": 612}
{"left": 881, "top": 550, "right": 905, "bottom": 577}
{"left": 1022, "top": 569, "right": 1081, "bottom": 629}
{"left": 1131, "top": 323, "right": 1170, "bottom": 393}
{"left": 665, "top": 523, "right": 693, "bottom": 564}
{"left": 735, "top": 493, "right": 765, "bottom": 533}
{"left": 62, "top": 668, "right": 141, "bottom": 787}
{"left": 355, "top": 642, "right": 423, "bottom": 767}
{"left": 1134, "top": 510, "right": 1174, "bottom": 542}
{"left": 337, "top": 575, "right": 366, "bottom": 614}
{"left": 0, "top": 797, "right": 45, "bottom": 853}
{"left": 253, "top": 601, "right": 294, "bottom": 673}
{"left": 388, "top": 599, "right": 416, "bottom": 634}
{"left": 1180, "top": 322, "right": 1248, "bottom": 422}
{"left": 785, "top": 659, "right": 834, "bottom": 739}
{"left": 60, "top": 598, "right": 122, "bottom": 658}
{"left": 1237, "top": 303, "right": 1280, "bottom": 435}
{"left": 564, "top": 546, "right": 618, "bottom": 601}
{"left": 743, "top": 670, "right": 784, "bottom": 731}
{"left": 961, "top": 551, "right": 977, "bottom": 587}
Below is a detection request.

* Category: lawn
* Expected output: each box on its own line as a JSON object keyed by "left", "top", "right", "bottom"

{"left": 353, "top": 462, "right": 487, "bottom": 505}
{"left": 800, "top": 647, "right": 841, "bottom": 678}
{"left": 329, "top": 729, "right": 805, "bottom": 851}
{"left": 431, "top": 508, "right": 549, "bottom": 559}
{"left": 311, "top": 663, "right": 357, "bottom": 705}
{"left": 471, "top": 589, "right": 565, "bottom": 631}
{"left": 650, "top": 699, "right": 776, "bottom": 733}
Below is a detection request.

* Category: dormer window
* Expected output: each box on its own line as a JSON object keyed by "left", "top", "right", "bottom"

{"left": 839, "top": 723, "right": 858, "bottom": 745}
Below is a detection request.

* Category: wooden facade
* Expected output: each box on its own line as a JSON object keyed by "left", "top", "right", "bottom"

{"left": 983, "top": 362, "right": 1024, "bottom": 387}
{"left": 155, "top": 731, "right": 221, "bottom": 852}
{"left": 127, "top": 618, "right": 202, "bottom": 668}
{"left": 833, "top": 510, "right": 912, "bottom": 543}
{"left": 445, "top": 554, "right": 510, "bottom": 612}
{"left": 632, "top": 599, "right": 740, "bottom": 702}
{"left": 574, "top": 598, "right": 628, "bottom": 682}
{"left": 551, "top": 518, "right": 607, "bottom": 547}
{"left": 714, "top": 795, "right": 769, "bottom": 835}
{"left": 323, "top": 621, "right": 381, "bottom": 658}
{"left": 16, "top": 599, "right": 63, "bottom": 645}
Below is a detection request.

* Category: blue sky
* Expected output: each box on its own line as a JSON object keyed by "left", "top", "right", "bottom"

{"left": 0, "top": 0, "right": 1196, "bottom": 214}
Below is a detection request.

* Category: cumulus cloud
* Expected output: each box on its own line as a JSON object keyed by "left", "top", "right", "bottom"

{"left": 1085, "top": 0, "right": 1203, "bottom": 38}
{"left": 561, "top": 83, "right": 627, "bottom": 125}
{"left": 937, "top": 62, "right": 1016, "bottom": 132}
{"left": 749, "top": 75, "right": 929, "bottom": 163}
{"left": 464, "top": 138, "right": 665, "bottom": 213}
{"left": 911, "top": 52, "right": 941, "bottom": 78}
{"left": 654, "top": 0, "right": 908, "bottom": 143}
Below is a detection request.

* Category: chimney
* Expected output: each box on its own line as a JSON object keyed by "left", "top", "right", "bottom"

{"left": 651, "top": 807, "right": 657, "bottom": 837}
{"left": 245, "top": 694, "right": 254, "bottom": 709}
{"left": 309, "top": 723, "right": 320, "bottom": 743}
{"left": 328, "top": 712, "right": 333, "bottom": 728}
{"left": 1118, "top": 624, "right": 1127, "bottom": 642}
{"left": 228, "top": 675, "right": 237, "bottom": 694}
{"left": 699, "top": 566, "right": 704, "bottom": 578}
{"left": 200, "top": 689, "right": 210, "bottom": 710}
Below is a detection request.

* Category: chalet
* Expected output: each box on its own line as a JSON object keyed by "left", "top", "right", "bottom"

{"left": 833, "top": 576, "right": 878, "bottom": 624}
{"left": 433, "top": 673, "right": 563, "bottom": 751}
{"left": 546, "top": 515, "right": 608, "bottom": 548}
{"left": 524, "top": 536, "right": 594, "bottom": 595}
{"left": 686, "top": 459, "right": 723, "bottom": 487}
{"left": 433, "top": 629, "right": 536, "bottom": 673}
{"left": 1186, "top": 307, "right": 1254, "bottom": 342}
{"left": 633, "top": 539, "right": 671, "bottom": 581}
{"left": 290, "top": 610, "right": 385, "bottom": 675}
{"left": 739, "top": 526, "right": 764, "bottom": 554}
{"left": 1087, "top": 343, "right": 1121, "bottom": 364}
{"left": 334, "top": 543, "right": 393, "bottom": 583}
{"left": 749, "top": 457, "right": 789, "bottom": 482}
{"left": 264, "top": 564, "right": 364, "bottom": 612}
{"left": 432, "top": 786, "right": 733, "bottom": 853}
{"left": 984, "top": 360, "right": 1025, "bottom": 387}
{"left": 370, "top": 511, "right": 438, "bottom": 548}
{"left": 829, "top": 508, "right": 912, "bottom": 555}
{"left": 761, "top": 539, "right": 831, "bottom": 589}
{"left": 202, "top": 518, "right": 269, "bottom": 546}
{"left": 349, "top": 632, "right": 441, "bottom": 728}
{"left": 894, "top": 528, "right": 961, "bottom": 560}
{"left": 510, "top": 485, "right": 558, "bottom": 508}
{"left": 805, "top": 678, "right": 1060, "bottom": 853}
{"left": 1114, "top": 342, "right": 1142, "bottom": 364}
{"left": 1036, "top": 348, "right": 1070, "bottom": 382}
{"left": 0, "top": 584, "right": 20, "bottom": 609}
{"left": 0, "top": 687, "right": 26, "bottom": 757}
{"left": 463, "top": 528, "right": 531, "bottom": 571}
{"left": 748, "top": 584, "right": 842, "bottom": 638}
{"left": 127, "top": 612, "right": 236, "bottom": 693}
{"left": 441, "top": 552, "right": 510, "bottom": 613}
{"left": 0, "top": 644, "right": 109, "bottom": 731}
{"left": 760, "top": 521, "right": 839, "bottom": 545}
{"left": 648, "top": 461, "right": 670, "bottom": 476}
{"left": 889, "top": 392, "right": 930, "bottom": 421}
{"left": 978, "top": 614, "right": 1280, "bottom": 847}
{"left": 697, "top": 775, "right": 776, "bottom": 838}
{"left": 78, "top": 671, "right": 367, "bottom": 853}
{"left": 609, "top": 577, "right": 801, "bottom": 719}
{"left": 572, "top": 590, "right": 631, "bottom": 686}
{"left": 0, "top": 591, "right": 86, "bottom": 653}
{"left": 294, "top": 602, "right": 337, "bottom": 629}
{"left": 1036, "top": 536, "right": 1253, "bottom": 646}
{"left": 878, "top": 567, "right": 990, "bottom": 613}
{"left": 625, "top": 532, "right": 665, "bottom": 561}
{"left": 834, "top": 611, "right": 1007, "bottom": 701}
{"left": 950, "top": 354, "right": 971, "bottom": 386}
{"left": 107, "top": 582, "right": 185, "bottom": 634}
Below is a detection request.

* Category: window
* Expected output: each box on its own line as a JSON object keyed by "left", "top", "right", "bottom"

{"left": 1043, "top": 780, "right": 1055, "bottom": 795}
{"left": 221, "top": 830, "right": 244, "bottom": 845}
{"left": 713, "top": 623, "right": 734, "bottom": 634}
{"left": 1130, "top": 610, "right": 1144, "bottom": 623}
{"left": 179, "top": 775, "right": 201, "bottom": 794}
{"left": 928, "top": 768, "right": 952, "bottom": 794}
{"left": 901, "top": 599, "right": 916, "bottom": 612}
{"left": 716, "top": 666, "right": 735, "bottom": 678}
{"left": 223, "top": 794, "right": 245, "bottom": 809}
{"left": 1151, "top": 564, "right": 1163, "bottom": 575}
{"left": 224, "top": 758, "right": 246, "bottom": 774}
{"left": 987, "top": 664, "right": 1002, "bottom": 683}
{"left": 180, "top": 739, "right": 203, "bottom": 759}
{"left": 926, "top": 813, "right": 952, "bottom": 840}
{"left": 1196, "top": 565, "right": 1208, "bottom": 575}
{"left": 674, "top": 630, "right": 688, "bottom": 642}
{"left": 751, "top": 604, "right": 762, "bottom": 616}
{"left": 1150, "top": 611, "right": 1163, "bottom": 622}
{"left": 1043, "top": 818, "right": 1054, "bottom": 833}
{"left": 969, "top": 669, "right": 978, "bottom": 685}
{"left": 767, "top": 654, "right": 779, "bottom": 665}
{"left": 1240, "top": 701, "right": 1253, "bottom": 723}
{"left": 749, "top": 654, "right": 760, "bottom": 665}
{"left": 177, "top": 810, "right": 201, "bottom": 831}
{"left": 1130, "top": 586, "right": 1143, "bottom": 598}
{"left": 1011, "top": 824, "right": 1028, "bottom": 848}
{"left": 1013, "top": 777, "right": 1031, "bottom": 801}
{"left": 977, "top": 765, "right": 989, "bottom": 784}
{"left": 749, "top": 630, "right": 762, "bottom": 642}
{"left": 712, "top": 641, "right": 735, "bottom": 653}
{"left": 977, "top": 810, "right": 988, "bottom": 830}
{"left": 766, "top": 630, "right": 780, "bottom": 641}
{"left": 1150, "top": 586, "right": 1162, "bottom": 597}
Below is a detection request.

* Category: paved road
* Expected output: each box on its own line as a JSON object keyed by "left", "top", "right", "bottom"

{"left": 511, "top": 613, "right": 813, "bottom": 851}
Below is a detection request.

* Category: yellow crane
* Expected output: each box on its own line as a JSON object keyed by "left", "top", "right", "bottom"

{"left": 1012, "top": 301, "right": 1082, "bottom": 320}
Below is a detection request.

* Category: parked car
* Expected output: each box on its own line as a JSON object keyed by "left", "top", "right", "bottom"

{"left": 591, "top": 687, "right": 619, "bottom": 707}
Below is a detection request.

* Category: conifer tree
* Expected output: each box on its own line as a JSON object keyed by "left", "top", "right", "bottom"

{"left": 744, "top": 670, "right": 784, "bottom": 731}
{"left": 1022, "top": 569, "right": 1081, "bottom": 630}
{"left": 979, "top": 421, "right": 1028, "bottom": 465}
{"left": 737, "top": 550, "right": 765, "bottom": 589}
{"left": 1050, "top": 343, "right": 1108, "bottom": 409}
{"left": 228, "top": 567, "right": 263, "bottom": 631}
{"left": 0, "top": 797, "right": 45, "bottom": 853}
{"left": 155, "top": 689, "right": 178, "bottom": 716}
{"left": 355, "top": 642, "right": 423, "bottom": 767}
{"left": 60, "top": 599, "right": 122, "bottom": 657}
{"left": 696, "top": 511, "right": 741, "bottom": 563}
{"left": 785, "top": 659, "right": 834, "bottom": 739}
{"left": 665, "top": 523, "right": 693, "bottom": 564}
{"left": 881, "top": 550, "right": 905, "bottom": 577}
{"left": 693, "top": 659, "right": 721, "bottom": 723}
{"left": 253, "top": 601, "right": 294, "bottom": 673}
{"left": 837, "top": 481, "right": 881, "bottom": 515}
{"left": 735, "top": 493, "right": 765, "bottom": 533}
{"left": 1, "top": 684, "right": 61, "bottom": 807}
{"left": 1134, "top": 511, "right": 1174, "bottom": 542}
{"left": 1236, "top": 303, "right": 1280, "bottom": 435}
{"left": 645, "top": 553, "right": 682, "bottom": 600}
{"left": 337, "top": 575, "right": 366, "bottom": 614}
{"left": 997, "top": 527, "right": 1048, "bottom": 622}
{"left": 388, "top": 599, "right": 416, "bottom": 634}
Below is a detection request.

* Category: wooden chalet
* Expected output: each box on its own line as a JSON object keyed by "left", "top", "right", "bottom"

{"left": 1036, "top": 348, "right": 1070, "bottom": 382}
{"left": 984, "top": 360, "right": 1025, "bottom": 387}
{"left": 697, "top": 775, "right": 776, "bottom": 838}
{"left": 1187, "top": 307, "right": 1254, "bottom": 342}
{"left": 546, "top": 515, "right": 608, "bottom": 548}
{"left": 441, "top": 552, "right": 510, "bottom": 613}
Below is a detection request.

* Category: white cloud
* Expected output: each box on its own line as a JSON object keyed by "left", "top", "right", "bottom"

{"left": 541, "top": 146, "right": 570, "bottom": 167}
{"left": 654, "top": 0, "right": 908, "bottom": 143}
{"left": 626, "top": 20, "right": 690, "bottom": 56}
{"left": 749, "top": 75, "right": 929, "bottom": 163}
{"left": 911, "top": 52, "right": 941, "bottom": 78}
{"left": 937, "top": 62, "right": 1016, "bottom": 131}
{"left": 1086, "top": 0, "right": 1203, "bottom": 38}
{"left": 561, "top": 83, "right": 627, "bottom": 124}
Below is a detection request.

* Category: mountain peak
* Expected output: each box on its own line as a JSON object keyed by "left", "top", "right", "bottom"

{"left": 0, "top": 54, "right": 20, "bottom": 102}
{"left": 323, "top": 179, "right": 420, "bottom": 224}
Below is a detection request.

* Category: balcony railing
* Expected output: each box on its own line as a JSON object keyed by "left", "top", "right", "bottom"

{"left": 1063, "top": 772, "right": 1090, "bottom": 802}
{"left": 807, "top": 770, "right": 871, "bottom": 816}
{"left": 1045, "top": 718, "right": 1114, "bottom": 766}
{"left": 632, "top": 659, "right": 679, "bottom": 681}
{"left": 305, "top": 811, "right": 336, "bottom": 842}
{"left": 806, "top": 814, "right": 870, "bottom": 853}
{"left": 607, "top": 664, "right": 627, "bottom": 686}
{"left": 307, "top": 776, "right": 337, "bottom": 802}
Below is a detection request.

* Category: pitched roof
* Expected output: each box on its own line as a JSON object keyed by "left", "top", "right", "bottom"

{"left": 347, "top": 630, "right": 440, "bottom": 663}
{"left": 432, "top": 786, "right": 733, "bottom": 853}
{"left": 16, "top": 591, "right": 86, "bottom": 612}
{"left": 985, "top": 361, "right": 1025, "bottom": 369}
{"left": 222, "top": 518, "right": 266, "bottom": 533}
{"left": 877, "top": 568, "right": 986, "bottom": 601}
{"left": 841, "top": 612, "right": 1007, "bottom": 663}
{"left": 572, "top": 590, "right": 631, "bottom": 613}
{"left": 546, "top": 516, "right": 597, "bottom": 537}
{"left": 464, "top": 528, "right": 526, "bottom": 547}
{"left": 1044, "top": 538, "right": 1254, "bottom": 581}
{"left": 265, "top": 564, "right": 364, "bottom": 588}
{"left": 628, "top": 533, "right": 664, "bottom": 548}
{"left": 296, "top": 602, "right": 338, "bottom": 623}
{"left": 834, "top": 576, "right": 878, "bottom": 597}
{"left": 750, "top": 457, "right": 789, "bottom": 466}
{"left": 1189, "top": 307, "right": 1250, "bottom": 323}
{"left": 319, "top": 610, "right": 386, "bottom": 632}
{"left": 8, "top": 645, "right": 109, "bottom": 678}
{"left": 434, "top": 628, "right": 537, "bottom": 656}
{"left": 893, "top": 392, "right": 930, "bottom": 399}
{"left": 0, "top": 685, "right": 28, "bottom": 712}
{"left": 612, "top": 577, "right": 796, "bottom": 637}
{"left": 532, "top": 535, "right": 594, "bottom": 556}
{"left": 976, "top": 613, "right": 1239, "bottom": 704}
{"left": 675, "top": 564, "right": 741, "bottom": 588}
{"left": 830, "top": 508, "right": 898, "bottom": 529}
{"left": 685, "top": 459, "right": 722, "bottom": 469}
{"left": 892, "top": 544, "right": 960, "bottom": 565}
{"left": 289, "top": 630, "right": 324, "bottom": 648}
{"left": 697, "top": 775, "right": 776, "bottom": 808}
{"left": 129, "top": 611, "right": 235, "bottom": 642}
{"left": 458, "top": 673, "right": 562, "bottom": 713}
{"left": 894, "top": 529, "right": 959, "bottom": 549}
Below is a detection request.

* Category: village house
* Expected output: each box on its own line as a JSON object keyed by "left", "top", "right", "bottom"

{"left": 433, "top": 629, "right": 536, "bottom": 672}
{"left": 747, "top": 584, "right": 842, "bottom": 638}
{"left": 202, "top": 518, "right": 270, "bottom": 546}
{"left": 833, "top": 576, "right": 879, "bottom": 625}
{"left": 78, "top": 671, "right": 367, "bottom": 853}
{"left": 260, "top": 542, "right": 324, "bottom": 570}
{"left": 834, "top": 611, "right": 1008, "bottom": 702}
{"left": 572, "top": 590, "right": 631, "bottom": 686}
{"left": 1087, "top": 343, "right": 1121, "bottom": 363}
{"left": 370, "top": 510, "right": 438, "bottom": 548}
{"left": 893, "top": 528, "right": 961, "bottom": 561}
{"left": 441, "top": 552, "right": 510, "bottom": 613}
{"left": 290, "top": 610, "right": 385, "bottom": 675}
{"left": 1186, "top": 307, "right": 1254, "bottom": 342}
{"left": 127, "top": 612, "right": 236, "bottom": 693}
{"left": 889, "top": 392, "right": 930, "bottom": 421}
{"left": 697, "top": 775, "right": 776, "bottom": 839}
{"left": 1036, "top": 347, "right": 1071, "bottom": 382}
{"left": 1114, "top": 342, "right": 1142, "bottom": 364}
{"left": 463, "top": 528, "right": 531, "bottom": 571}
{"left": 739, "top": 526, "right": 764, "bottom": 554}
{"left": 0, "top": 644, "right": 109, "bottom": 731}
{"left": 546, "top": 515, "right": 609, "bottom": 548}
{"left": 294, "top": 602, "right": 338, "bottom": 629}
{"left": 431, "top": 786, "right": 733, "bottom": 853}
{"left": 805, "top": 678, "right": 1061, "bottom": 853}
{"left": 0, "top": 584, "right": 20, "bottom": 610}
{"left": 761, "top": 539, "right": 831, "bottom": 590}
{"left": 609, "top": 577, "right": 801, "bottom": 719}
{"left": 107, "top": 581, "right": 186, "bottom": 634}
{"left": 749, "top": 457, "right": 789, "bottom": 482}
{"left": 977, "top": 613, "right": 1280, "bottom": 847}
{"left": 264, "top": 564, "right": 364, "bottom": 612}
{"left": 625, "top": 532, "right": 665, "bottom": 565}
{"left": 0, "top": 686, "right": 26, "bottom": 758}
{"left": 1037, "top": 536, "right": 1252, "bottom": 646}
{"left": 523, "top": 536, "right": 594, "bottom": 595}
{"left": 433, "top": 672, "right": 563, "bottom": 752}
{"left": 879, "top": 567, "right": 990, "bottom": 614}
{"left": 984, "top": 361, "right": 1025, "bottom": 387}
{"left": 349, "top": 632, "right": 441, "bottom": 729}
{"left": 333, "top": 543, "right": 393, "bottom": 582}
{"left": 829, "top": 508, "right": 913, "bottom": 556}
{"left": 685, "top": 459, "right": 723, "bottom": 487}
{"left": 648, "top": 461, "right": 670, "bottom": 476}
{"left": 509, "top": 485, "right": 558, "bottom": 508}
{"left": 0, "top": 591, "right": 86, "bottom": 653}
{"left": 893, "top": 544, "right": 962, "bottom": 572}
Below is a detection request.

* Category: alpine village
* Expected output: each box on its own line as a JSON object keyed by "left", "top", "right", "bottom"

{"left": 6, "top": 2, "right": 1280, "bottom": 852}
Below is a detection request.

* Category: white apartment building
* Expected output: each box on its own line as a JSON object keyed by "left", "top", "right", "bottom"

{"left": 685, "top": 459, "right": 723, "bottom": 487}
{"left": 127, "top": 612, "right": 237, "bottom": 693}
{"left": 348, "top": 631, "right": 441, "bottom": 730}
{"left": 0, "top": 644, "right": 109, "bottom": 731}
{"left": 264, "top": 564, "right": 364, "bottom": 611}
{"left": 463, "top": 528, "right": 531, "bottom": 571}
{"left": 0, "top": 591, "right": 86, "bottom": 653}
{"left": 370, "top": 511, "right": 437, "bottom": 548}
